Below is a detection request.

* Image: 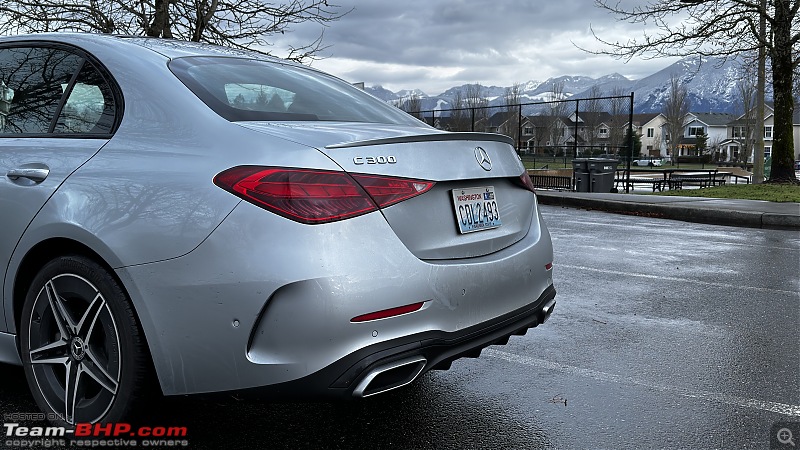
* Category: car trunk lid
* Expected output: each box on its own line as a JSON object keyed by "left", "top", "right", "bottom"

{"left": 237, "top": 122, "right": 536, "bottom": 260}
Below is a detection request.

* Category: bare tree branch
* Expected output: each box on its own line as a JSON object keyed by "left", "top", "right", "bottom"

{"left": 0, "top": 0, "right": 348, "bottom": 62}
{"left": 588, "top": 0, "right": 798, "bottom": 182}
{"left": 663, "top": 74, "right": 691, "bottom": 163}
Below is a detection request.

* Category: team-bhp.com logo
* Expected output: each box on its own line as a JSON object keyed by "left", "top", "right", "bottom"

{"left": 4, "top": 421, "right": 189, "bottom": 448}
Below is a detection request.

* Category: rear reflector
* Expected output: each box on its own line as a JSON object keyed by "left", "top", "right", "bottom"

{"left": 351, "top": 301, "right": 426, "bottom": 322}
{"left": 545, "top": 262, "right": 553, "bottom": 271}
{"left": 214, "top": 166, "right": 434, "bottom": 224}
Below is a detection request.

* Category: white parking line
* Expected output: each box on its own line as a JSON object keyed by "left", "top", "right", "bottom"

{"left": 557, "top": 264, "right": 799, "bottom": 296}
{"left": 485, "top": 348, "right": 800, "bottom": 417}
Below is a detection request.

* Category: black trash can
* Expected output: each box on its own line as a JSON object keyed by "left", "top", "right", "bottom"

{"left": 587, "top": 158, "right": 619, "bottom": 193}
{"left": 572, "top": 158, "right": 590, "bottom": 192}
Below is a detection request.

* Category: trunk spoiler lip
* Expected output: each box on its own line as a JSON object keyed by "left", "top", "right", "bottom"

{"left": 325, "top": 132, "right": 514, "bottom": 149}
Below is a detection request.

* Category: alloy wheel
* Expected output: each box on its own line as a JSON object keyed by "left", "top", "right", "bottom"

{"left": 26, "top": 273, "right": 121, "bottom": 424}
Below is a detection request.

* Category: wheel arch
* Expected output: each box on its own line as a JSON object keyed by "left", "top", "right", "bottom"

{"left": 14, "top": 238, "right": 161, "bottom": 423}
{"left": 9, "top": 237, "right": 157, "bottom": 387}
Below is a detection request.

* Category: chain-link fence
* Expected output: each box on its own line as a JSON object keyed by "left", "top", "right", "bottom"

{"left": 414, "top": 94, "right": 636, "bottom": 170}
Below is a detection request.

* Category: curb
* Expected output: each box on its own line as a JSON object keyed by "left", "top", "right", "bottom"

{"left": 536, "top": 192, "right": 800, "bottom": 230}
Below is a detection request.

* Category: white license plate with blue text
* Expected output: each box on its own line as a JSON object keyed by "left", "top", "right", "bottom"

{"left": 451, "top": 186, "right": 502, "bottom": 234}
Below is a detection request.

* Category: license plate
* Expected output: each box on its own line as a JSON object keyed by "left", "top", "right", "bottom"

{"left": 451, "top": 186, "right": 502, "bottom": 234}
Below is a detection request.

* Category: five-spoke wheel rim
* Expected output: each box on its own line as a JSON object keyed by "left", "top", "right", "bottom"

{"left": 27, "top": 273, "right": 121, "bottom": 424}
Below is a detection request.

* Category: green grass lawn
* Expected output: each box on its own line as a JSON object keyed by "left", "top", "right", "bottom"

{"left": 653, "top": 184, "right": 800, "bottom": 202}
{"left": 523, "top": 159, "right": 732, "bottom": 171}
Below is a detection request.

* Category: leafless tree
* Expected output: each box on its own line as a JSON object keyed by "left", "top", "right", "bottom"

{"left": 708, "top": 134, "right": 725, "bottom": 161}
{"left": 608, "top": 87, "right": 628, "bottom": 154}
{"left": 578, "top": 86, "right": 604, "bottom": 154}
{"left": 529, "top": 115, "right": 550, "bottom": 154}
{"left": 546, "top": 81, "right": 568, "bottom": 155}
{"left": 649, "top": 128, "right": 663, "bottom": 157}
{"left": 465, "top": 84, "right": 489, "bottom": 130}
{"left": 503, "top": 82, "right": 522, "bottom": 150}
{"left": 590, "top": 0, "right": 798, "bottom": 182}
{"left": 662, "top": 74, "right": 690, "bottom": 163}
{"left": 0, "top": 0, "right": 347, "bottom": 61}
{"left": 735, "top": 76, "right": 758, "bottom": 163}
{"left": 400, "top": 93, "right": 422, "bottom": 119}
{"left": 449, "top": 90, "right": 470, "bottom": 131}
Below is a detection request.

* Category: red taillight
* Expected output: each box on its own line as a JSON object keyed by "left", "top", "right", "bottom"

{"left": 515, "top": 171, "right": 537, "bottom": 194}
{"left": 351, "top": 174, "right": 434, "bottom": 208}
{"left": 214, "top": 166, "right": 434, "bottom": 224}
{"left": 350, "top": 301, "right": 426, "bottom": 322}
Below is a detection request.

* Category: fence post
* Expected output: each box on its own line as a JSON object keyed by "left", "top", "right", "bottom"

{"left": 573, "top": 100, "right": 579, "bottom": 158}
{"left": 518, "top": 104, "right": 523, "bottom": 155}
{"left": 626, "top": 92, "right": 634, "bottom": 193}
{"left": 471, "top": 108, "right": 475, "bottom": 132}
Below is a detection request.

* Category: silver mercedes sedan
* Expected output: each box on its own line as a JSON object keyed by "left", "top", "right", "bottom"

{"left": 0, "top": 33, "right": 556, "bottom": 426}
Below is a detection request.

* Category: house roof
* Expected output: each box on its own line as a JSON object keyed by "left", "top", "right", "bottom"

{"left": 722, "top": 103, "right": 799, "bottom": 125}
{"left": 628, "top": 113, "right": 660, "bottom": 127}
{"left": 486, "top": 111, "right": 515, "bottom": 127}
{"left": 562, "top": 111, "right": 613, "bottom": 127}
{"left": 523, "top": 115, "right": 559, "bottom": 127}
{"left": 689, "top": 112, "right": 736, "bottom": 126}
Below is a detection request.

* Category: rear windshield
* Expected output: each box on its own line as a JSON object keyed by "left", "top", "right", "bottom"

{"left": 169, "top": 56, "right": 420, "bottom": 125}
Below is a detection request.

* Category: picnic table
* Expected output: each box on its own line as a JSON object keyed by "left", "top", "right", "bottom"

{"left": 614, "top": 169, "right": 669, "bottom": 192}
{"left": 614, "top": 169, "right": 728, "bottom": 191}
{"left": 665, "top": 170, "right": 727, "bottom": 190}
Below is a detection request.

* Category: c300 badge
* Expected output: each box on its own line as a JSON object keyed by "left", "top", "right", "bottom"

{"left": 353, "top": 156, "right": 397, "bottom": 165}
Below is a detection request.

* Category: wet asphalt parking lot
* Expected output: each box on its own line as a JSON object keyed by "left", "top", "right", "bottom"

{"left": 2, "top": 205, "right": 799, "bottom": 449}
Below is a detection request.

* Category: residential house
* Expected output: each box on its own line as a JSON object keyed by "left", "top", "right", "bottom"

{"left": 661, "top": 112, "right": 734, "bottom": 158}
{"left": 609, "top": 113, "right": 662, "bottom": 158}
{"left": 637, "top": 113, "right": 666, "bottom": 157}
{"left": 483, "top": 111, "right": 515, "bottom": 134}
{"left": 721, "top": 103, "right": 800, "bottom": 162}
{"left": 519, "top": 115, "right": 564, "bottom": 154}
{"left": 561, "top": 111, "right": 615, "bottom": 156}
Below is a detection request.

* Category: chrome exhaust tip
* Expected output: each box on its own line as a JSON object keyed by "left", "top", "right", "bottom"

{"left": 541, "top": 299, "right": 556, "bottom": 323}
{"left": 352, "top": 356, "right": 427, "bottom": 398}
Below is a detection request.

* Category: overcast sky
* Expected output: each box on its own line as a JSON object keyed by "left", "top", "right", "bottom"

{"left": 267, "top": 0, "right": 682, "bottom": 95}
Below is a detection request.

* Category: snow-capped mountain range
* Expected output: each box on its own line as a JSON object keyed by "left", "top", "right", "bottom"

{"left": 366, "top": 56, "right": 769, "bottom": 115}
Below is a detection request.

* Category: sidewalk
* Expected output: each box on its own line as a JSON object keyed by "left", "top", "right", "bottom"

{"left": 536, "top": 191, "right": 800, "bottom": 230}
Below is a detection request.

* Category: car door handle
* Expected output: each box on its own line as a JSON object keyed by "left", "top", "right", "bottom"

{"left": 7, "top": 167, "right": 50, "bottom": 182}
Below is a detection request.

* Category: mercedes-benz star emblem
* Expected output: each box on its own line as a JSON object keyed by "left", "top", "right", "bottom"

{"left": 71, "top": 337, "right": 87, "bottom": 361}
{"left": 475, "top": 147, "right": 492, "bottom": 171}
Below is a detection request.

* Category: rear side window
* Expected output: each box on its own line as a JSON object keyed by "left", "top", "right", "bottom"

{"left": 169, "top": 56, "right": 421, "bottom": 126}
{"left": 54, "top": 61, "right": 117, "bottom": 134}
{"left": 0, "top": 46, "right": 117, "bottom": 136}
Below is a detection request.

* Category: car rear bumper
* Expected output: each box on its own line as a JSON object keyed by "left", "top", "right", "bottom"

{"left": 233, "top": 284, "right": 556, "bottom": 399}
{"left": 117, "top": 198, "right": 555, "bottom": 396}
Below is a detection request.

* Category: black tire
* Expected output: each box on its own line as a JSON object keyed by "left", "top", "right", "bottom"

{"left": 648, "top": 162, "right": 654, "bottom": 167}
{"left": 20, "top": 255, "right": 151, "bottom": 426}
{"left": 632, "top": 161, "right": 639, "bottom": 166}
